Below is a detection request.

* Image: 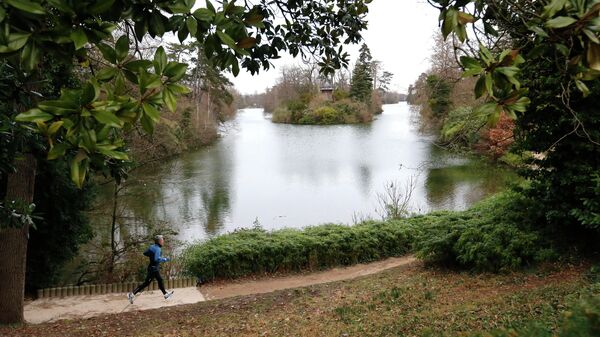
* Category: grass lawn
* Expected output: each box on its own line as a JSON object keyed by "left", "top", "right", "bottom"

{"left": 1, "top": 261, "right": 594, "bottom": 337}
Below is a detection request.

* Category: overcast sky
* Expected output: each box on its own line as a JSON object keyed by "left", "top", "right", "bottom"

{"left": 230, "top": 0, "right": 441, "bottom": 95}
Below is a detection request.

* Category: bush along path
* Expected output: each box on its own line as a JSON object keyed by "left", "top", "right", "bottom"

{"left": 23, "top": 256, "right": 416, "bottom": 324}
{"left": 182, "top": 191, "right": 555, "bottom": 282}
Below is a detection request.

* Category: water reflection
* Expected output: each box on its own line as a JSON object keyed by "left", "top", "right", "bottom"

{"left": 93, "top": 103, "right": 516, "bottom": 243}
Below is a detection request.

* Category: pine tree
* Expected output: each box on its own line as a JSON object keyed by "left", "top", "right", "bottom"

{"left": 350, "top": 44, "right": 374, "bottom": 103}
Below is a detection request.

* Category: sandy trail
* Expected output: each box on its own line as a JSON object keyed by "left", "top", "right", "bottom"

{"left": 24, "top": 255, "right": 416, "bottom": 324}
{"left": 201, "top": 255, "right": 417, "bottom": 300}
{"left": 24, "top": 288, "right": 205, "bottom": 324}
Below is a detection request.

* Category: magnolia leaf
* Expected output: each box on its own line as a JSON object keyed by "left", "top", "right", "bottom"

{"left": 16, "top": 109, "right": 54, "bottom": 123}
{"left": 485, "top": 73, "right": 494, "bottom": 97}
{"left": 575, "top": 80, "right": 590, "bottom": 97}
{"left": 479, "top": 45, "right": 494, "bottom": 65}
{"left": 496, "top": 66, "right": 519, "bottom": 78}
{"left": 38, "top": 101, "right": 78, "bottom": 115}
{"left": 93, "top": 109, "right": 124, "bottom": 128}
{"left": 6, "top": 0, "right": 46, "bottom": 15}
{"left": 115, "top": 35, "right": 129, "bottom": 62}
{"left": 154, "top": 47, "right": 167, "bottom": 73}
{"left": 97, "top": 43, "right": 117, "bottom": 64}
{"left": 164, "top": 62, "right": 188, "bottom": 81}
{"left": 96, "top": 67, "right": 118, "bottom": 81}
{"left": 140, "top": 114, "right": 154, "bottom": 134}
{"left": 555, "top": 43, "right": 570, "bottom": 56}
{"left": 70, "top": 150, "right": 88, "bottom": 188}
{"left": 70, "top": 29, "right": 88, "bottom": 50}
{"left": 169, "top": 1, "right": 191, "bottom": 13}
{"left": 142, "top": 102, "right": 161, "bottom": 122}
{"left": 460, "top": 56, "right": 480, "bottom": 69}
{"left": 509, "top": 97, "right": 531, "bottom": 113}
{"left": 206, "top": 0, "right": 216, "bottom": 13}
{"left": 528, "top": 25, "right": 549, "bottom": 38}
{"left": 89, "top": 0, "right": 116, "bottom": 14}
{"left": 217, "top": 31, "right": 236, "bottom": 49}
{"left": 587, "top": 42, "right": 600, "bottom": 71}
{"left": 457, "top": 11, "right": 476, "bottom": 25}
{"left": 546, "top": 16, "right": 578, "bottom": 29}
{"left": 543, "top": 0, "right": 568, "bottom": 18}
{"left": 97, "top": 149, "right": 129, "bottom": 160}
{"left": 124, "top": 59, "right": 152, "bottom": 71}
{"left": 474, "top": 102, "right": 499, "bottom": 117}
{"left": 244, "top": 13, "right": 264, "bottom": 27}
{"left": 178, "top": 26, "right": 189, "bottom": 43}
{"left": 442, "top": 9, "right": 456, "bottom": 39}
{"left": 193, "top": 8, "right": 215, "bottom": 22}
{"left": 81, "top": 81, "right": 100, "bottom": 105}
{"left": 236, "top": 37, "right": 257, "bottom": 49}
{"left": 163, "top": 89, "right": 177, "bottom": 113}
{"left": 231, "top": 58, "right": 240, "bottom": 76}
{"left": 0, "top": 33, "right": 31, "bottom": 53}
{"left": 474, "top": 76, "right": 486, "bottom": 99}
{"left": 20, "top": 42, "right": 40, "bottom": 71}
{"left": 47, "top": 143, "right": 69, "bottom": 160}
{"left": 47, "top": 121, "right": 64, "bottom": 136}
{"left": 186, "top": 17, "right": 198, "bottom": 35}
{"left": 167, "top": 83, "right": 191, "bottom": 94}
{"left": 583, "top": 29, "right": 600, "bottom": 44}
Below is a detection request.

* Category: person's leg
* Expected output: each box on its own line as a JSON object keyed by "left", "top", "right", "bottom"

{"left": 154, "top": 270, "right": 166, "bottom": 295}
{"left": 133, "top": 269, "right": 154, "bottom": 295}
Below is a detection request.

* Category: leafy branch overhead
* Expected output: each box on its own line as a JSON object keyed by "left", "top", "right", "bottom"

{"left": 0, "top": 0, "right": 370, "bottom": 187}
{"left": 431, "top": 0, "right": 600, "bottom": 124}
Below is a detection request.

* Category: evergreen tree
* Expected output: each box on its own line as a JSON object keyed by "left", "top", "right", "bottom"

{"left": 350, "top": 44, "right": 374, "bottom": 103}
{"left": 432, "top": 1, "right": 600, "bottom": 241}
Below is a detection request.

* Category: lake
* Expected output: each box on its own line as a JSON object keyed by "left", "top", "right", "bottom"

{"left": 96, "top": 103, "right": 516, "bottom": 243}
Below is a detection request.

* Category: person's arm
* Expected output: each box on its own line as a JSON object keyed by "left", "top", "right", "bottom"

{"left": 154, "top": 245, "right": 170, "bottom": 263}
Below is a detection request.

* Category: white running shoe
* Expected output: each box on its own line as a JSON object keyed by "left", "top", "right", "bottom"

{"left": 127, "top": 292, "right": 135, "bottom": 304}
{"left": 164, "top": 290, "right": 174, "bottom": 300}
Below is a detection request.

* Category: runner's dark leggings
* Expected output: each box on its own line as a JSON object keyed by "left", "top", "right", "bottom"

{"left": 133, "top": 266, "right": 166, "bottom": 295}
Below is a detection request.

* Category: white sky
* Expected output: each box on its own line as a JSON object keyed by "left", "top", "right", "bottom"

{"left": 230, "top": 0, "right": 441, "bottom": 94}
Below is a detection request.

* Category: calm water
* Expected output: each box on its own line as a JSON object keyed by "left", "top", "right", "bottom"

{"left": 99, "top": 103, "right": 516, "bottom": 242}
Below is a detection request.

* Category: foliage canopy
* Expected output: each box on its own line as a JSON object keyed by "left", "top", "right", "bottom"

{"left": 0, "top": 0, "right": 370, "bottom": 187}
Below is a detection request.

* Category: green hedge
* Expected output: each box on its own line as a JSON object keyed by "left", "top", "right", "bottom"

{"left": 411, "top": 192, "right": 556, "bottom": 272}
{"left": 183, "top": 191, "right": 561, "bottom": 281}
{"left": 183, "top": 221, "right": 416, "bottom": 281}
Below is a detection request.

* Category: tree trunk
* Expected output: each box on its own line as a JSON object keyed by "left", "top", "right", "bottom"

{"left": 0, "top": 154, "right": 36, "bottom": 324}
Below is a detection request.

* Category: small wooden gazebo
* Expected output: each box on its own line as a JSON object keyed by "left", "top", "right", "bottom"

{"left": 319, "top": 79, "right": 334, "bottom": 100}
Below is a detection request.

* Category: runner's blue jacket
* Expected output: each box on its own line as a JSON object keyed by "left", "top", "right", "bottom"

{"left": 143, "top": 243, "right": 170, "bottom": 267}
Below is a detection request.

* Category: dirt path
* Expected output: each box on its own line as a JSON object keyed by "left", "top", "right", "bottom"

{"left": 24, "top": 288, "right": 206, "bottom": 324}
{"left": 24, "top": 255, "right": 416, "bottom": 324}
{"left": 201, "top": 255, "right": 417, "bottom": 300}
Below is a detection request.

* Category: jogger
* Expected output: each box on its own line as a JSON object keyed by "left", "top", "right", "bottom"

{"left": 128, "top": 235, "right": 174, "bottom": 303}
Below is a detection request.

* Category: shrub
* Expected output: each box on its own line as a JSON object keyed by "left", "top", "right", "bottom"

{"left": 440, "top": 106, "right": 485, "bottom": 147}
{"left": 271, "top": 107, "right": 293, "bottom": 123}
{"left": 476, "top": 112, "right": 515, "bottom": 159}
{"left": 182, "top": 221, "right": 416, "bottom": 281}
{"left": 498, "top": 151, "right": 534, "bottom": 168}
{"left": 333, "top": 88, "right": 349, "bottom": 101}
{"left": 287, "top": 99, "right": 308, "bottom": 114}
{"left": 411, "top": 192, "right": 556, "bottom": 272}
{"left": 313, "top": 106, "right": 342, "bottom": 124}
{"left": 426, "top": 74, "right": 452, "bottom": 116}
{"left": 333, "top": 99, "right": 372, "bottom": 123}
{"left": 370, "top": 90, "right": 383, "bottom": 114}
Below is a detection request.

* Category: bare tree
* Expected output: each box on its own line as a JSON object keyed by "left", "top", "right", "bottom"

{"left": 376, "top": 176, "right": 418, "bottom": 220}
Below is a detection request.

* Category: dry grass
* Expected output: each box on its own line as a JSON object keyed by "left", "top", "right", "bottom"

{"left": 1, "top": 261, "right": 592, "bottom": 337}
